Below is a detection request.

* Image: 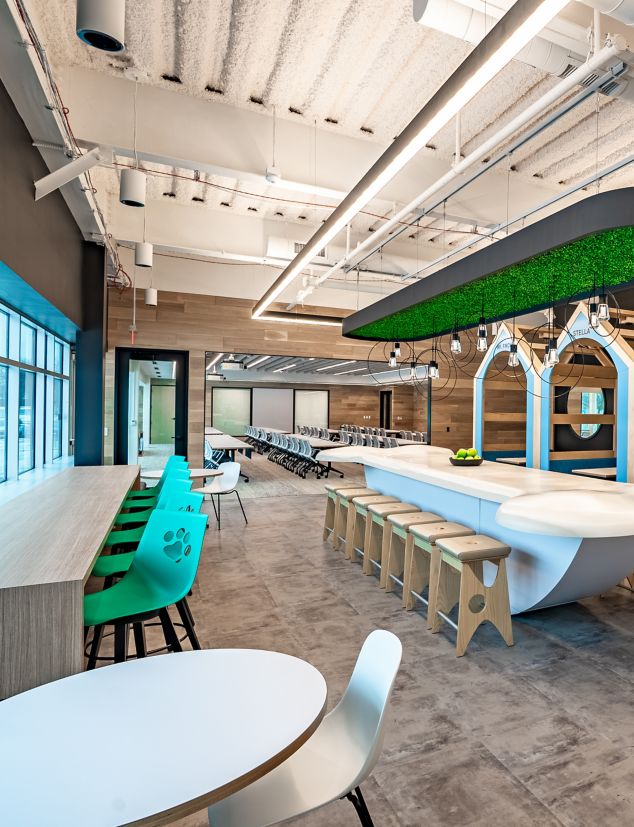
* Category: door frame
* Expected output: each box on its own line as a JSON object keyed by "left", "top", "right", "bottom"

{"left": 379, "top": 390, "right": 392, "bottom": 429}
{"left": 114, "top": 348, "right": 189, "bottom": 464}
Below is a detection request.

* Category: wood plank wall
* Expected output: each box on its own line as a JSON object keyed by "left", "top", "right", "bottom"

{"left": 483, "top": 354, "right": 526, "bottom": 452}
{"left": 106, "top": 290, "right": 479, "bottom": 462}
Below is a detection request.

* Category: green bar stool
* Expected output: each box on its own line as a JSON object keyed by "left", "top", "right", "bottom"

{"left": 323, "top": 484, "right": 377, "bottom": 549}
{"left": 433, "top": 534, "right": 513, "bottom": 656}
{"left": 404, "top": 522, "right": 475, "bottom": 620}
{"left": 85, "top": 508, "right": 208, "bottom": 667}
{"left": 363, "top": 501, "right": 420, "bottom": 578}
{"left": 381, "top": 511, "right": 443, "bottom": 592}
{"left": 122, "top": 467, "right": 190, "bottom": 510}
{"left": 345, "top": 494, "right": 398, "bottom": 563}
{"left": 115, "top": 478, "right": 193, "bottom": 526}
{"left": 92, "top": 490, "right": 205, "bottom": 581}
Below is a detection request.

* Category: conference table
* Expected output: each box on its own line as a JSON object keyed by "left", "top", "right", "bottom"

{"left": 0, "top": 465, "right": 139, "bottom": 699}
{"left": 0, "top": 649, "right": 328, "bottom": 826}
{"left": 206, "top": 434, "right": 253, "bottom": 481}
{"left": 205, "top": 427, "right": 224, "bottom": 435}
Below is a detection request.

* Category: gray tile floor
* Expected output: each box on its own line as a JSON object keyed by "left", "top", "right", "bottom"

{"left": 169, "top": 454, "right": 634, "bottom": 826}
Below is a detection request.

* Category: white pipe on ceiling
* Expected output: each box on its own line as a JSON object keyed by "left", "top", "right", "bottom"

{"left": 308, "top": 38, "right": 625, "bottom": 292}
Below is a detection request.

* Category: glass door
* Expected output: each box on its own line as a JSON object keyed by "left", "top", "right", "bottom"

{"left": 114, "top": 349, "right": 188, "bottom": 468}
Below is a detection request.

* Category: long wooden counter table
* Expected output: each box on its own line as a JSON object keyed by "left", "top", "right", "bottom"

{"left": 0, "top": 465, "right": 139, "bottom": 700}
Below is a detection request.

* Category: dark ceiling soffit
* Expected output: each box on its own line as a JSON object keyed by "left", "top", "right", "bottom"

{"left": 342, "top": 188, "right": 634, "bottom": 340}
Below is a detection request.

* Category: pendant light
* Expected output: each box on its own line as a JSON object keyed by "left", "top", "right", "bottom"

{"left": 587, "top": 273, "right": 600, "bottom": 329}
{"left": 136, "top": 204, "right": 153, "bottom": 267}
{"left": 409, "top": 361, "right": 417, "bottom": 380}
{"left": 429, "top": 359, "right": 440, "bottom": 379}
{"left": 547, "top": 337, "right": 558, "bottom": 366}
{"left": 598, "top": 268, "right": 610, "bottom": 322}
{"left": 120, "top": 81, "right": 146, "bottom": 207}
{"left": 477, "top": 293, "right": 488, "bottom": 352}
{"left": 265, "top": 107, "right": 281, "bottom": 184}
{"left": 389, "top": 350, "right": 397, "bottom": 368}
{"left": 394, "top": 342, "right": 401, "bottom": 357}
{"left": 507, "top": 288, "right": 519, "bottom": 368}
{"left": 450, "top": 331, "right": 462, "bottom": 354}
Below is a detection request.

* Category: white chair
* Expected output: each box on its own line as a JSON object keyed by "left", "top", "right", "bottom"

{"left": 207, "top": 629, "right": 402, "bottom": 827}
{"left": 197, "top": 462, "right": 247, "bottom": 530}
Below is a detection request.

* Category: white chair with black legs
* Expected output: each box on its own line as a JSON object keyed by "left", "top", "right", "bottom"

{"left": 207, "top": 629, "right": 401, "bottom": 827}
{"left": 197, "top": 462, "right": 247, "bottom": 530}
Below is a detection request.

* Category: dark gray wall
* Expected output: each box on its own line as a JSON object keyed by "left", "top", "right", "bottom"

{"left": 0, "top": 78, "right": 106, "bottom": 464}
{"left": 0, "top": 79, "right": 86, "bottom": 329}
{"left": 75, "top": 242, "right": 106, "bottom": 465}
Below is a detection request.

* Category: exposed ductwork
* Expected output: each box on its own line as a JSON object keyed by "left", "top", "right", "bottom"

{"left": 414, "top": 0, "right": 585, "bottom": 77}
{"left": 589, "top": 0, "right": 634, "bottom": 25}
{"left": 415, "top": 0, "right": 634, "bottom": 77}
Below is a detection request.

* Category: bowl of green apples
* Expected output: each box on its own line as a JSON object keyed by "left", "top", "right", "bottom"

{"left": 449, "top": 447, "right": 483, "bottom": 466}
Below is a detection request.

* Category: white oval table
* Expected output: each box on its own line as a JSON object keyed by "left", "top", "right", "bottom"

{"left": 0, "top": 650, "right": 327, "bottom": 827}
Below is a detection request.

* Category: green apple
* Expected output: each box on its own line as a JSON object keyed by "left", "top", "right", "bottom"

{"left": 456, "top": 448, "right": 468, "bottom": 458}
{"left": 454, "top": 456, "right": 465, "bottom": 461}
{"left": 465, "top": 456, "right": 475, "bottom": 461}
{"left": 467, "top": 448, "right": 478, "bottom": 457}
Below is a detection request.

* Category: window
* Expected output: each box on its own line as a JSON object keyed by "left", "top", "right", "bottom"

{"left": 0, "top": 304, "right": 70, "bottom": 483}
{"left": 54, "top": 340, "right": 64, "bottom": 374}
{"left": 20, "top": 321, "right": 36, "bottom": 365}
{"left": 0, "top": 366, "right": 6, "bottom": 482}
{"left": 0, "top": 311, "right": 8, "bottom": 359}
{"left": 18, "top": 370, "right": 35, "bottom": 474}
{"left": 52, "top": 378, "right": 63, "bottom": 460}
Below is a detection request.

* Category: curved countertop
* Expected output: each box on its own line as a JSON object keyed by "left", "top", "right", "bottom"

{"left": 317, "top": 445, "right": 634, "bottom": 538}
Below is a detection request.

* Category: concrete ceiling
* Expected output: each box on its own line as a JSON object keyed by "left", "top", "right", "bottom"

{"left": 7, "top": 0, "right": 634, "bottom": 309}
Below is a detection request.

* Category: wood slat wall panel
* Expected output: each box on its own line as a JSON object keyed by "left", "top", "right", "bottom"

{"left": 106, "top": 291, "right": 429, "bottom": 463}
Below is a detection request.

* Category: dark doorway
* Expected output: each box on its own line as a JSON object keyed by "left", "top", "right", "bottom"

{"left": 380, "top": 390, "right": 392, "bottom": 429}
{"left": 114, "top": 348, "right": 189, "bottom": 466}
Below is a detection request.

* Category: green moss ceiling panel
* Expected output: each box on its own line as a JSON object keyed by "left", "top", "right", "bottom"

{"left": 342, "top": 189, "right": 634, "bottom": 342}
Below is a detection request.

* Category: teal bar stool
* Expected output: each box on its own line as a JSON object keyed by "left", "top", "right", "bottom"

{"left": 92, "top": 490, "right": 205, "bottom": 581}
{"left": 122, "top": 466, "right": 190, "bottom": 509}
{"left": 115, "top": 478, "right": 193, "bottom": 526}
{"left": 85, "top": 509, "right": 208, "bottom": 667}
{"left": 124, "top": 457, "right": 188, "bottom": 503}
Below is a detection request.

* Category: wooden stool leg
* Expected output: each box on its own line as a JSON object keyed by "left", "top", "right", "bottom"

{"left": 363, "top": 519, "right": 382, "bottom": 575}
{"left": 430, "top": 556, "right": 461, "bottom": 634}
{"left": 427, "top": 546, "right": 441, "bottom": 628}
{"left": 404, "top": 541, "right": 430, "bottom": 607}
{"left": 381, "top": 530, "right": 400, "bottom": 590}
{"left": 344, "top": 506, "right": 357, "bottom": 560}
{"left": 323, "top": 495, "right": 335, "bottom": 542}
{"left": 485, "top": 558, "right": 514, "bottom": 648}
{"left": 402, "top": 535, "right": 416, "bottom": 609}
{"left": 333, "top": 499, "right": 344, "bottom": 550}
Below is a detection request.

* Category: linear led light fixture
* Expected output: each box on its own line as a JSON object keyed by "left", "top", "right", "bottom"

{"left": 333, "top": 367, "right": 369, "bottom": 376}
{"left": 273, "top": 363, "right": 297, "bottom": 373}
{"left": 251, "top": 0, "right": 570, "bottom": 319}
{"left": 206, "top": 353, "right": 224, "bottom": 371}
{"left": 256, "top": 311, "right": 343, "bottom": 327}
{"left": 316, "top": 360, "right": 356, "bottom": 372}
{"left": 34, "top": 145, "right": 112, "bottom": 201}
{"left": 248, "top": 355, "right": 273, "bottom": 368}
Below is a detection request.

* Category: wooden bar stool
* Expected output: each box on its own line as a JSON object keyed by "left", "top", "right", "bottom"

{"left": 433, "top": 534, "right": 513, "bottom": 657}
{"left": 345, "top": 495, "right": 398, "bottom": 562}
{"left": 381, "top": 511, "right": 443, "bottom": 591}
{"left": 404, "top": 522, "right": 474, "bottom": 617}
{"left": 363, "top": 502, "right": 420, "bottom": 577}
{"left": 323, "top": 484, "right": 376, "bottom": 549}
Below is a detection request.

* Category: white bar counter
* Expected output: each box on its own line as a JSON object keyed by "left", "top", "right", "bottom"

{"left": 317, "top": 445, "right": 634, "bottom": 614}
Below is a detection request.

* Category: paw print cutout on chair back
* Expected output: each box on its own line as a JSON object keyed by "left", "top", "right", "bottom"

{"left": 162, "top": 527, "right": 192, "bottom": 563}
